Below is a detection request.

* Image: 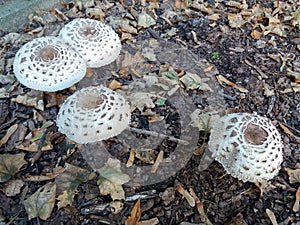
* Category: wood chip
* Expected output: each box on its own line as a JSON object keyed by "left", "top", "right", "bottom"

{"left": 266, "top": 209, "right": 278, "bottom": 225}
{"left": 189, "top": 188, "right": 213, "bottom": 225}
{"left": 293, "top": 186, "right": 300, "bottom": 212}
{"left": 125, "top": 198, "right": 141, "bottom": 225}
{"left": 176, "top": 185, "right": 195, "bottom": 207}
{"left": 138, "top": 217, "right": 159, "bottom": 225}
{"left": 216, "top": 75, "right": 248, "bottom": 93}
{"left": 126, "top": 149, "right": 135, "bottom": 167}
{"left": 151, "top": 150, "right": 163, "bottom": 173}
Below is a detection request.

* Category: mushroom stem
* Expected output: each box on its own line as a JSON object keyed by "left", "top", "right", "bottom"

{"left": 127, "top": 127, "right": 189, "bottom": 145}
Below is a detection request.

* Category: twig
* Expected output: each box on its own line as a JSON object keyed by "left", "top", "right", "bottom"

{"left": 245, "top": 59, "right": 268, "bottom": 79}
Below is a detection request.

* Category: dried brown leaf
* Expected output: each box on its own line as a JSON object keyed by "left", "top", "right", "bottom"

{"left": 4, "top": 179, "right": 25, "bottom": 197}
{"left": 228, "top": 14, "right": 246, "bottom": 28}
{"left": 0, "top": 153, "right": 27, "bottom": 182}
{"left": 174, "top": 0, "right": 188, "bottom": 10}
{"left": 125, "top": 198, "right": 141, "bottom": 225}
{"left": 109, "top": 80, "right": 123, "bottom": 90}
{"left": 251, "top": 29, "right": 263, "bottom": 39}
{"left": 23, "top": 182, "right": 56, "bottom": 220}
{"left": 97, "top": 158, "right": 130, "bottom": 200}
{"left": 12, "top": 90, "right": 44, "bottom": 111}
{"left": 0, "top": 124, "right": 18, "bottom": 147}
{"left": 285, "top": 166, "right": 300, "bottom": 184}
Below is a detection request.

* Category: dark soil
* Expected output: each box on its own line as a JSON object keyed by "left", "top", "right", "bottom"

{"left": 0, "top": 0, "right": 299, "bottom": 225}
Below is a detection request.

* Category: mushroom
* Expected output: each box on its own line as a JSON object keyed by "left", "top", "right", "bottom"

{"left": 13, "top": 36, "right": 87, "bottom": 92}
{"left": 208, "top": 113, "right": 283, "bottom": 183}
{"left": 56, "top": 85, "right": 131, "bottom": 144}
{"left": 59, "top": 18, "right": 121, "bottom": 68}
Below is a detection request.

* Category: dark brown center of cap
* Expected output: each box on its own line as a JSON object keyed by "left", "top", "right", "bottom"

{"left": 80, "top": 25, "right": 97, "bottom": 37}
{"left": 77, "top": 92, "right": 104, "bottom": 109}
{"left": 37, "top": 46, "right": 58, "bottom": 61}
{"left": 244, "top": 123, "right": 268, "bottom": 145}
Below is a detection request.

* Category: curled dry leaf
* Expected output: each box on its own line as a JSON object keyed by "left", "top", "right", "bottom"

{"left": 0, "top": 153, "right": 27, "bottom": 182}
{"left": 23, "top": 182, "right": 56, "bottom": 221}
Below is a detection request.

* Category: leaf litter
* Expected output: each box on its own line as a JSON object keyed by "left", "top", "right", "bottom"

{"left": 0, "top": 0, "right": 299, "bottom": 224}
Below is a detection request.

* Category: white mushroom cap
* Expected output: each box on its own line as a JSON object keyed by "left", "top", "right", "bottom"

{"left": 59, "top": 18, "right": 121, "bottom": 68}
{"left": 13, "top": 37, "right": 87, "bottom": 92}
{"left": 208, "top": 113, "right": 283, "bottom": 183}
{"left": 56, "top": 85, "right": 131, "bottom": 144}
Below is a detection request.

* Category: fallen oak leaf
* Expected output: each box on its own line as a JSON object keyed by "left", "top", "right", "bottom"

{"left": 125, "top": 198, "right": 141, "bottom": 225}
{"left": 23, "top": 182, "right": 56, "bottom": 220}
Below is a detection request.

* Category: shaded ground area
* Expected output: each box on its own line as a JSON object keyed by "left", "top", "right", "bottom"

{"left": 0, "top": 0, "right": 299, "bottom": 225}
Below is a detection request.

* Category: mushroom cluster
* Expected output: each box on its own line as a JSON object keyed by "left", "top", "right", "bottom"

{"left": 13, "top": 18, "right": 121, "bottom": 92}
{"left": 56, "top": 86, "right": 131, "bottom": 144}
{"left": 208, "top": 113, "right": 283, "bottom": 183}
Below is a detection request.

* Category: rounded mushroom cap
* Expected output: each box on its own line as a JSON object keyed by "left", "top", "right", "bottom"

{"left": 56, "top": 85, "right": 131, "bottom": 144}
{"left": 59, "top": 18, "right": 121, "bottom": 68}
{"left": 13, "top": 36, "right": 87, "bottom": 92}
{"left": 208, "top": 113, "right": 283, "bottom": 183}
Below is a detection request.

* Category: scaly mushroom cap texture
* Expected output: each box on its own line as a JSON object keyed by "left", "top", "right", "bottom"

{"left": 13, "top": 36, "right": 86, "bottom": 92}
{"left": 59, "top": 18, "right": 121, "bottom": 68}
{"left": 56, "top": 86, "right": 131, "bottom": 144}
{"left": 208, "top": 113, "right": 283, "bottom": 183}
